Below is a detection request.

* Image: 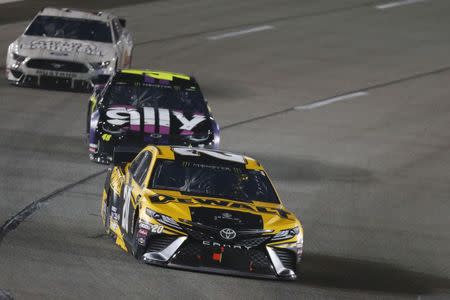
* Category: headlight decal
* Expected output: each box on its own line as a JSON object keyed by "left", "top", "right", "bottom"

{"left": 12, "top": 52, "right": 27, "bottom": 62}
{"left": 271, "top": 226, "right": 299, "bottom": 241}
{"left": 145, "top": 208, "right": 182, "bottom": 230}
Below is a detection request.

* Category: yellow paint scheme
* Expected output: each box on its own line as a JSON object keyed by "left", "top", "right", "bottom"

{"left": 102, "top": 146, "right": 303, "bottom": 251}
{"left": 121, "top": 69, "right": 190, "bottom": 81}
{"left": 114, "top": 227, "right": 129, "bottom": 252}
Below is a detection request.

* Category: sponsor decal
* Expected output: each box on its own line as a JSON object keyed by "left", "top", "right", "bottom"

{"left": 105, "top": 107, "right": 206, "bottom": 134}
{"left": 23, "top": 40, "right": 104, "bottom": 56}
{"left": 172, "top": 111, "right": 205, "bottom": 131}
{"left": 172, "top": 147, "right": 245, "bottom": 164}
{"left": 203, "top": 240, "right": 252, "bottom": 251}
{"left": 35, "top": 69, "right": 77, "bottom": 78}
{"left": 150, "top": 194, "right": 292, "bottom": 219}
{"left": 139, "top": 222, "right": 151, "bottom": 230}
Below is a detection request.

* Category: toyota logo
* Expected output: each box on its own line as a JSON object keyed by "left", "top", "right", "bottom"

{"left": 220, "top": 228, "right": 236, "bottom": 240}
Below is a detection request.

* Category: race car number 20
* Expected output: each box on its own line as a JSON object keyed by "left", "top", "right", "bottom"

{"left": 150, "top": 224, "right": 163, "bottom": 234}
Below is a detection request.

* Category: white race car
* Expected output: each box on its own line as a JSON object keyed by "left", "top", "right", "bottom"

{"left": 6, "top": 7, "right": 133, "bottom": 90}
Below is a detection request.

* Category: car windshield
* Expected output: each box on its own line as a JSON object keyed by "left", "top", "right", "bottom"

{"left": 25, "top": 16, "right": 112, "bottom": 43}
{"left": 104, "top": 81, "right": 208, "bottom": 114}
{"left": 150, "top": 159, "right": 280, "bottom": 203}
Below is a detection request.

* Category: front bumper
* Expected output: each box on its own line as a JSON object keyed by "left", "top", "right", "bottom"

{"left": 6, "top": 57, "right": 113, "bottom": 91}
{"left": 141, "top": 235, "right": 298, "bottom": 280}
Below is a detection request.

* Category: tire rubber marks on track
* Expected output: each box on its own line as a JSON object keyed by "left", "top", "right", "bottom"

{"left": 207, "top": 25, "right": 274, "bottom": 41}
{"left": 376, "top": 0, "right": 428, "bottom": 10}
{"left": 0, "top": 169, "right": 107, "bottom": 244}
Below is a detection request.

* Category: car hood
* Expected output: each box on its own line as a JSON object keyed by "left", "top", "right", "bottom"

{"left": 145, "top": 190, "right": 298, "bottom": 231}
{"left": 14, "top": 35, "right": 115, "bottom": 62}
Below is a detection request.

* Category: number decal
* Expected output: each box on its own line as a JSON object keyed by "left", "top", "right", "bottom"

{"left": 172, "top": 147, "right": 245, "bottom": 164}
{"left": 121, "top": 185, "right": 132, "bottom": 232}
{"left": 154, "top": 224, "right": 164, "bottom": 234}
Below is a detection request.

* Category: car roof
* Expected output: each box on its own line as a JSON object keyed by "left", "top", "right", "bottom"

{"left": 120, "top": 69, "right": 192, "bottom": 82}
{"left": 144, "top": 146, "right": 263, "bottom": 170}
{"left": 38, "top": 7, "right": 115, "bottom": 22}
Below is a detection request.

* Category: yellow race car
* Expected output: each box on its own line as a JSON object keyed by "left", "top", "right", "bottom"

{"left": 101, "top": 146, "right": 303, "bottom": 280}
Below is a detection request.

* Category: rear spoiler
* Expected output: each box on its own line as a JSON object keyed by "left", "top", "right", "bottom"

{"left": 112, "top": 146, "right": 141, "bottom": 165}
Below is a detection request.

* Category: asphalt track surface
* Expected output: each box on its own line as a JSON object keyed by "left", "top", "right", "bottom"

{"left": 1, "top": 0, "right": 450, "bottom": 299}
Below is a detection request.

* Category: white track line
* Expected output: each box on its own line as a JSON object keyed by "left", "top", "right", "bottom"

{"left": 294, "top": 91, "right": 369, "bottom": 110}
{"left": 207, "top": 25, "right": 274, "bottom": 40}
{"left": 375, "top": 0, "right": 428, "bottom": 10}
{"left": 0, "top": 0, "right": 23, "bottom": 4}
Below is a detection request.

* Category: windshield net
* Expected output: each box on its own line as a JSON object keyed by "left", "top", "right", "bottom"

{"left": 25, "top": 16, "right": 112, "bottom": 43}
{"left": 105, "top": 80, "right": 207, "bottom": 114}
{"left": 151, "top": 160, "right": 280, "bottom": 203}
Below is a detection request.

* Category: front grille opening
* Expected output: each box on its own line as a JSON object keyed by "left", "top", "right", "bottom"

{"left": 172, "top": 240, "right": 274, "bottom": 275}
{"left": 239, "top": 236, "right": 271, "bottom": 248}
{"left": 27, "top": 59, "right": 89, "bottom": 73}
{"left": 147, "top": 235, "right": 178, "bottom": 252}
{"left": 273, "top": 248, "right": 297, "bottom": 271}
{"left": 10, "top": 69, "right": 23, "bottom": 79}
